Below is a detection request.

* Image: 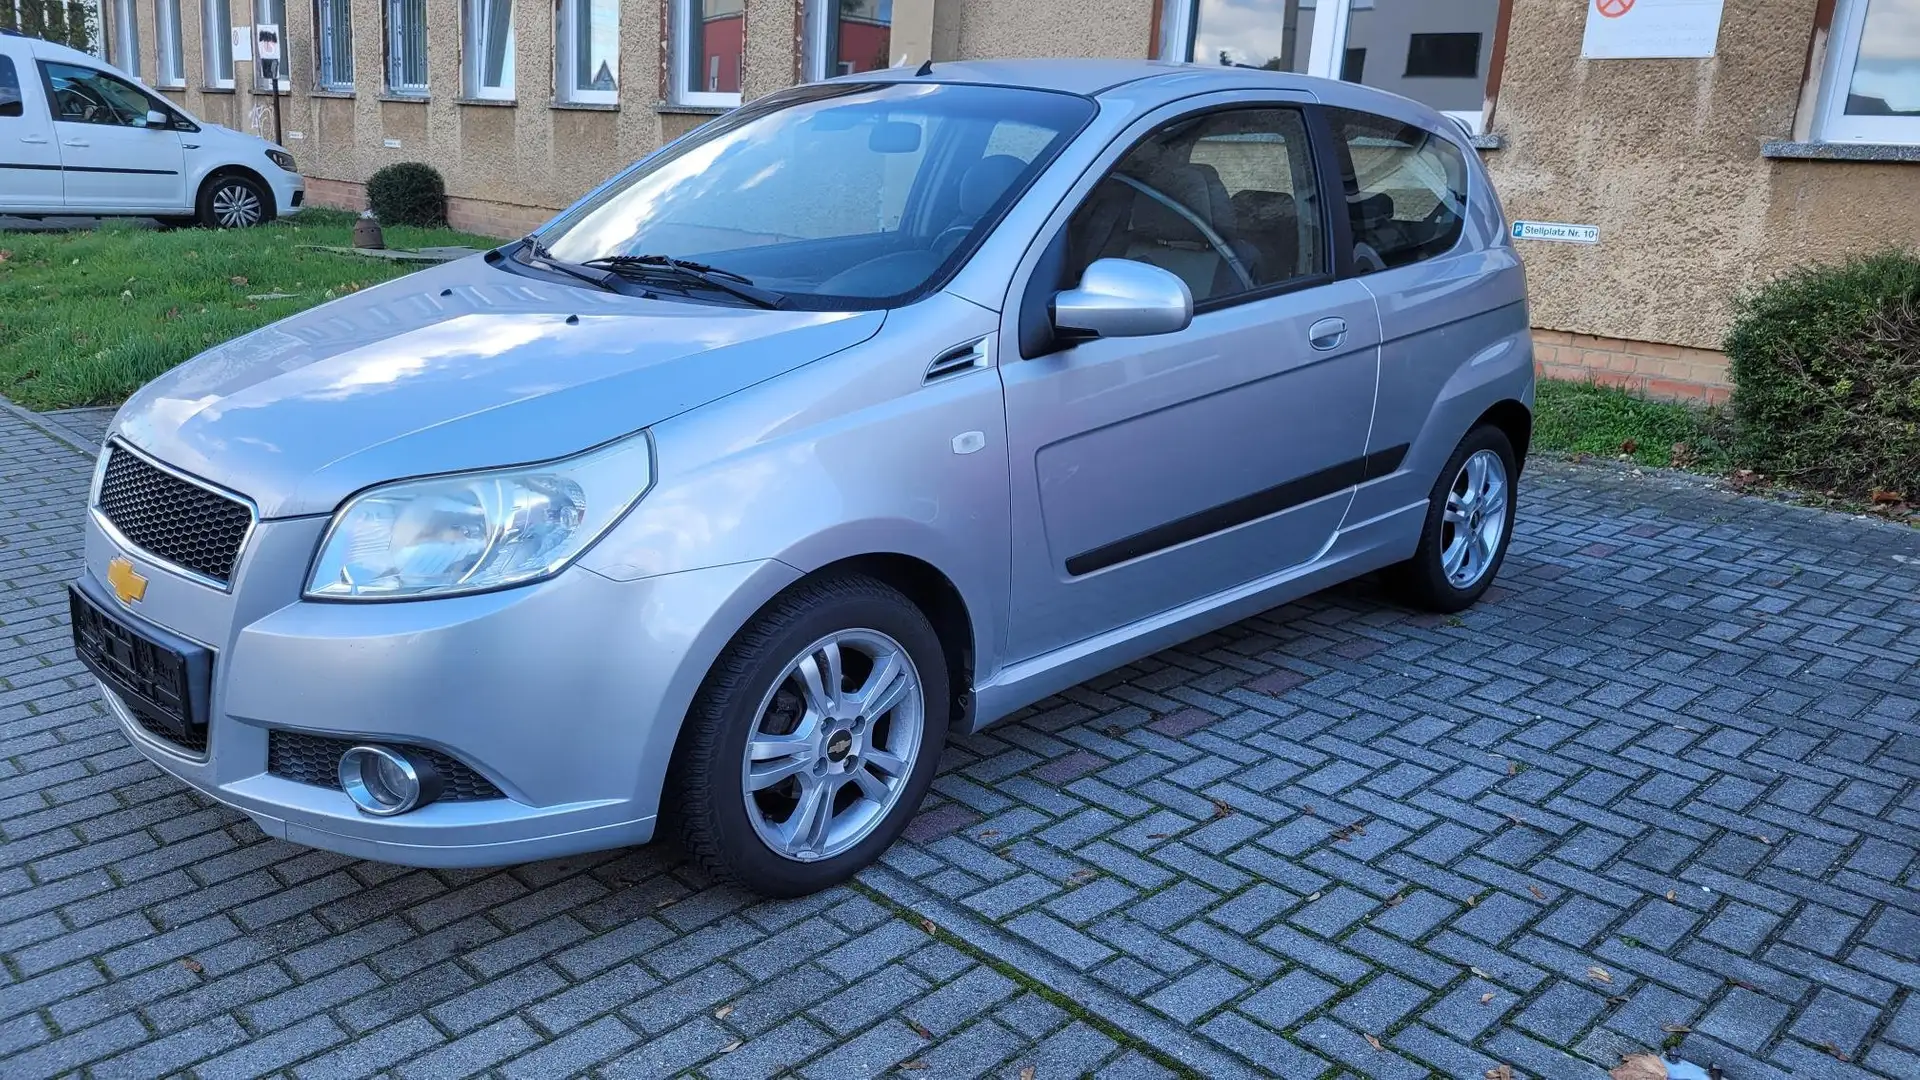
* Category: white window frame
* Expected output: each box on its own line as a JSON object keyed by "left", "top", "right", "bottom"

{"left": 554, "top": 0, "right": 617, "bottom": 105}
{"left": 670, "top": 0, "right": 738, "bottom": 108}
{"left": 462, "top": 0, "right": 514, "bottom": 99}
{"left": 314, "top": 0, "right": 354, "bottom": 91}
{"left": 154, "top": 0, "right": 185, "bottom": 86}
{"left": 253, "top": 0, "right": 290, "bottom": 92}
{"left": 110, "top": 0, "right": 139, "bottom": 76}
{"left": 1815, "top": 0, "right": 1920, "bottom": 145}
{"left": 387, "top": 0, "right": 428, "bottom": 95}
{"left": 203, "top": 0, "right": 234, "bottom": 88}
{"left": 1158, "top": 0, "right": 1487, "bottom": 135}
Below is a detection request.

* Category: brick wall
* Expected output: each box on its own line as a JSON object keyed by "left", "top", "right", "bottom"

{"left": 303, "top": 178, "right": 555, "bottom": 242}
{"left": 1532, "top": 330, "right": 1731, "bottom": 405}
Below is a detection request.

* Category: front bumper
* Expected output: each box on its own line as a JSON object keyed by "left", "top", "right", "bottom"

{"left": 270, "top": 171, "right": 305, "bottom": 217}
{"left": 83, "top": 507, "right": 797, "bottom": 867}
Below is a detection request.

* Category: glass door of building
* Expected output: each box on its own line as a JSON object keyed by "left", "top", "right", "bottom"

{"left": 1159, "top": 0, "right": 1501, "bottom": 134}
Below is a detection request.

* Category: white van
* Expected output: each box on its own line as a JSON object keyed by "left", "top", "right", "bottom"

{"left": 0, "top": 28, "right": 303, "bottom": 227}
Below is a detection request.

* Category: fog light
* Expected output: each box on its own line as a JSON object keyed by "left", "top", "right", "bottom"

{"left": 339, "top": 745, "right": 442, "bottom": 816}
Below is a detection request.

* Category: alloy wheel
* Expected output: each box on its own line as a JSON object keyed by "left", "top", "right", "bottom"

{"left": 1439, "top": 448, "right": 1509, "bottom": 589}
{"left": 740, "top": 629, "right": 925, "bottom": 862}
{"left": 212, "top": 183, "right": 263, "bottom": 227}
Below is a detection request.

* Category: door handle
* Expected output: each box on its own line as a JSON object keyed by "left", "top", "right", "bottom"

{"left": 1309, "top": 317, "right": 1348, "bottom": 351}
{"left": 20, "top": 134, "right": 51, "bottom": 144}
{"left": 63, "top": 138, "right": 90, "bottom": 147}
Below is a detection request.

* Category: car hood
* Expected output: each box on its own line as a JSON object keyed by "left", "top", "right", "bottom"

{"left": 113, "top": 257, "right": 884, "bottom": 518}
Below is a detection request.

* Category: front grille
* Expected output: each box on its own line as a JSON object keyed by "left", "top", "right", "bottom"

{"left": 268, "top": 731, "right": 507, "bottom": 801}
{"left": 132, "top": 707, "right": 210, "bottom": 754}
{"left": 96, "top": 445, "right": 253, "bottom": 585}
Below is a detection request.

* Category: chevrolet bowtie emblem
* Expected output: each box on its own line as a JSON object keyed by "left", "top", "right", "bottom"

{"left": 107, "top": 557, "right": 148, "bottom": 605}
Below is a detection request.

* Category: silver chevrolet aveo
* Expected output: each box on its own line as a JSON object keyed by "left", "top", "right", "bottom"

{"left": 74, "top": 60, "right": 1532, "bottom": 897}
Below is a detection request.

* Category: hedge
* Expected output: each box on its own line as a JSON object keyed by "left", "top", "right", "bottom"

{"left": 365, "top": 162, "right": 448, "bottom": 228}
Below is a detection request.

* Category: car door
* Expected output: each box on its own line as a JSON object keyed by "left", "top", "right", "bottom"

{"left": 0, "top": 48, "right": 63, "bottom": 210}
{"left": 998, "top": 97, "right": 1383, "bottom": 662}
{"left": 38, "top": 59, "right": 186, "bottom": 211}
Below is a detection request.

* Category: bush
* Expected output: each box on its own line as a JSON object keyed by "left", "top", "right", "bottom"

{"left": 365, "top": 162, "right": 447, "bottom": 228}
{"left": 1725, "top": 249, "right": 1920, "bottom": 496}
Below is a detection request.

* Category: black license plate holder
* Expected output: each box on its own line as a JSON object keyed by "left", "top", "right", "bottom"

{"left": 69, "top": 577, "right": 212, "bottom": 746}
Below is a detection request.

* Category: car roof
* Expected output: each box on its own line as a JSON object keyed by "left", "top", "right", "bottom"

{"left": 847, "top": 58, "right": 1333, "bottom": 98}
{"left": 1, "top": 29, "right": 116, "bottom": 68}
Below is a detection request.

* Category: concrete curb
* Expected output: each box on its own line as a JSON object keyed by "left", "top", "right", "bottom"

{"left": 0, "top": 394, "right": 98, "bottom": 458}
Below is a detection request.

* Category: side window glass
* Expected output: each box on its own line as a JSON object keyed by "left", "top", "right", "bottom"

{"left": 1326, "top": 107, "right": 1468, "bottom": 274}
{"left": 0, "top": 56, "right": 22, "bottom": 119}
{"left": 42, "top": 62, "right": 162, "bottom": 128}
{"left": 1061, "top": 107, "right": 1323, "bottom": 305}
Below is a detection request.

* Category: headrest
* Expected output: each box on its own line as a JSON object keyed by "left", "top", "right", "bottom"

{"left": 1231, "top": 190, "right": 1298, "bottom": 231}
{"left": 959, "top": 155, "right": 1027, "bottom": 217}
{"left": 1130, "top": 163, "right": 1233, "bottom": 244}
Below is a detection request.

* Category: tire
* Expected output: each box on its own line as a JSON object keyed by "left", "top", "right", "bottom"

{"left": 669, "top": 575, "right": 950, "bottom": 897}
{"left": 197, "top": 173, "right": 273, "bottom": 229}
{"left": 1390, "top": 424, "right": 1518, "bottom": 613}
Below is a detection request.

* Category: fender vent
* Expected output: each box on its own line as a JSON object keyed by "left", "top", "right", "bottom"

{"left": 925, "top": 336, "right": 991, "bottom": 384}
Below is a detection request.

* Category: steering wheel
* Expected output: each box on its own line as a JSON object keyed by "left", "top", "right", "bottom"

{"left": 1109, "top": 174, "right": 1256, "bottom": 291}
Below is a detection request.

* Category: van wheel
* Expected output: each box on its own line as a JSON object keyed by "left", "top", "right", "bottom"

{"left": 1391, "top": 424, "right": 1518, "bottom": 613}
{"left": 669, "top": 575, "right": 949, "bottom": 898}
{"left": 198, "top": 174, "right": 272, "bottom": 229}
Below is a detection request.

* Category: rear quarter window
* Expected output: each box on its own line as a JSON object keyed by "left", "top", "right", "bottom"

{"left": 0, "top": 55, "right": 22, "bottom": 118}
{"left": 1326, "top": 107, "right": 1469, "bottom": 274}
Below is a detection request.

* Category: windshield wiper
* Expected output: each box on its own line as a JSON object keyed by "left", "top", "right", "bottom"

{"left": 516, "top": 235, "right": 629, "bottom": 295}
{"left": 583, "top": 255, "right": 785, "bottom": 310}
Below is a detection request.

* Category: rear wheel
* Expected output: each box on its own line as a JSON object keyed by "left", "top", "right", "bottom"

{"left": 669, "top": 575, "right": 949, "bottom": 897}
{"left": 197, "top": 173, "right": 272, "bottom": 229}
{"left": 1390, "top": 424, "right": 1517, "bottom": 612}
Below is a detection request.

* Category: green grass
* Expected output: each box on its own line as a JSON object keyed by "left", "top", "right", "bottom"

{"left": 1532, "top": 378, "right": 1733, "bottom": 471}
{"left": 0, "top": 209, "right": 505, "bottom": 410}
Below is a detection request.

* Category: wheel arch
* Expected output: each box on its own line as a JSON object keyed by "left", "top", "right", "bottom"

{"left": 802, "top": 553, "right": 978, "bottom": 731}
{"left": 195, "top": 166, "right": 276, "bottom": 221}
{"left": 1474, "top": 398, "right": 1533, "bottom": 474}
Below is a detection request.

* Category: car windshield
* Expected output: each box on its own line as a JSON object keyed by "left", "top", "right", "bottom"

{"left": 537, "top": 81, "right": 1095, "bottom": 310}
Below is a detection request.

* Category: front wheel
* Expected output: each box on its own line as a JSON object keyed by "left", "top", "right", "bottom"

{"left": 197, "top": 174, "right": 273, "bottom": 229}
{"left": 669, "top": 576, "right": 950, "bottom": 897}
{"left": 1390, "top": 424, "right": 1518, "bottom": 613}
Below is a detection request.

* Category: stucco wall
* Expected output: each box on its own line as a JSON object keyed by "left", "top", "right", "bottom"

{"left": 933, "top": 0, "right": 1154, "bottom": 61}
{"left": 1486, "top": 0, "right": 1920, "bottom": 353}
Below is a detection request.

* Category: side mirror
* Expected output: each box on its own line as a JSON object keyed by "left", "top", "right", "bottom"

{"left": 1052, "top": 258, "right": 1194, "bottom": 340}
{"left": 145, "top": 109, "right": 171, "bottom": 128}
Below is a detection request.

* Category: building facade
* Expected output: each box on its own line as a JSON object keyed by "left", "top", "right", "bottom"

{"left": 24, "top": 0, "right": 1920, "bottom": 398}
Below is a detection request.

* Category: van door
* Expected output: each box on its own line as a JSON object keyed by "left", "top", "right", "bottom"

{"left": 0, "top": 49, "right": 63, "bottom": 210}
{"left": 39, "top": 59, "right": 187, "bottom": 212}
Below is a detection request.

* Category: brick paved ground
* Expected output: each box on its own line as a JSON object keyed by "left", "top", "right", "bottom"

{"left": 2, "top": 401, "right": 1916, "bottom": 1080}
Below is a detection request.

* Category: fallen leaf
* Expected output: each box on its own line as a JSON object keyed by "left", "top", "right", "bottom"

{"left": 1104, "top": 725, "right": 1123, "bottom": 737}
{"left": 713, "top": 1003, "right": 734, "bottom": 1020}
{"left": 900, "top": 1061, "right": 929, "bottom": 1072}
{"left": 910, "top": 1021, "right": 933, "bottom": 1039}
{"left": 1020, "top": 1067, "right": 1036, "bottom": 1080}
{"left": 0, "top": 250, "right": 10, "bottom": 261}
{"left": 179, "top": 958, "right": 204, "bottom": 974}
{"left": 1480, "top": 992, "right": 1495, "bottom": 1004}
{"left": 1755, "top": 834, "right": 1771, "bottom": 845}
{"left": 978, "top": 830, "right": 1001, "bottom": 840}
{"left": 1587, "top": 965, "right": 1614, "bottom": 985}
{"left": 655, "top": 897, "right": 677, "bottom": 908}
{"left": 1821, "top": 1041, "right": 1851, "bottom": 1062}
{"left": 1870, "top": 489, "right": 1905, "bottom": 505}
{"left": 1383, "top": 893, "right": 1406, "bottom": 908}
{"left": 1609, "top": 1053, "right": 1667, "bottom": 1080}
{"left": 1507, "top": 761, "right": 1518, "bottom": 777}
{"left": 1507, "top": 814, "right": 1527, "bottom": 827}
{"left": 1665, "top": 890, "right": 1676, "bottom": 902}
{"left": 719, "top": 1038, "right": 743, "bottom": 1053}
{"left": 229, "top": 275, "right": 249, "bottom": 286}
{"left": 1466, "top": 893, "right": 1479, "bottom": 907}
{"left": 1471, "top": 966, "right": 1495, "bottom": 979}
{"left": 1211, "top": 798, "right": 1233, "bottom": 819}
{"left": 1147, "top": 832, "right": 1170, "bottom": 839}
{"left": 1069, "top": 868, "right": 1098, "bottom": 883}
{"left": 1528, "top": 885, "right": 1547, "bottom": 901}
{"left": 1364, "top": 1033, "right": 1383, "bottom": 1051}
{"left": 1669, "top": 442, "right": 1695, "bottom": 468}
{"left": 919, "top": 918, "right": 937, "bottom": 935}
{"left": 1619, "top": 437, "right": 1638, "bottom": 455}
{"left": 1661, "top": 1024, "right": 1691, "bottom": 1034}
{"left": 1301, "top": 805, "right": 1316, "bottom": 817}
{"left": 1485, "top": 1066, "right": 1514, "bottom": 1080}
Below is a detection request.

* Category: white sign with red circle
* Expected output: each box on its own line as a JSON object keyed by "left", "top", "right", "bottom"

{"left": 1582, "top": 0, "right": 1724, "bottom": 59}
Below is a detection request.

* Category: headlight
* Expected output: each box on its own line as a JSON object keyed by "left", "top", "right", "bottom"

{"left": 305, "top": 433, "right": 653, "bottom": 600}
{"left": 267, "top": 150, "right": 297, "bottom": 172}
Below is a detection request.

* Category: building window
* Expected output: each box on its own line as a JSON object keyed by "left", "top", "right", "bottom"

{"left": 805, "top": 0, "right": 892, "bottom": 81}
{"left": 315, "top": 0, "right": 353, "bottom": 91}
{"left": 109, "top": 0, "right": 138, "bottom": 75}
{"left": 555, "top": 0, "right": 617, "bottom": 104}
{"left": 671, "top": 0, "right": 738, "bottom": 106}
{"left": 1404, "top": 32, "right": 1480, "bottom": 79}
{"left": 387, "top": 0, "right": 427, "bottom": 94}
{"left": 1816, "top": 0, "right": 1920, "bottom": 144}
{"left": 203, "top": 0, "right": 233, "bottom": 87}
{"left": 154, "top": 0, "right": 185, "bottom": 86}
{"left": 463, "top": 0, "right": 513, "bottom": 98}
{"left": 1160, "top": 0, "right": 1500, "bottom": 134}
{"left": 254, "top": 0, "right": 288, "bottom": 91}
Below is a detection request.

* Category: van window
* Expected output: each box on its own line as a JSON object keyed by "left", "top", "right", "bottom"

{"left": 1326, "top": 107, "right": 1468, "bottom": 274}
{"left": 41, "top": 61, "right": 165, "bottom": 128}
{"left": 0, "top": 56, "right": 22, "bottom": 119}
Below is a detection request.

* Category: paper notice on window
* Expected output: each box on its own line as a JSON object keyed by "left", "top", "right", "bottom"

{"left": 1582, "top": 0, "right": 1725, "bottom": 59}
{"left": 231, "top": 26, "right": 253, "bottom": 62}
